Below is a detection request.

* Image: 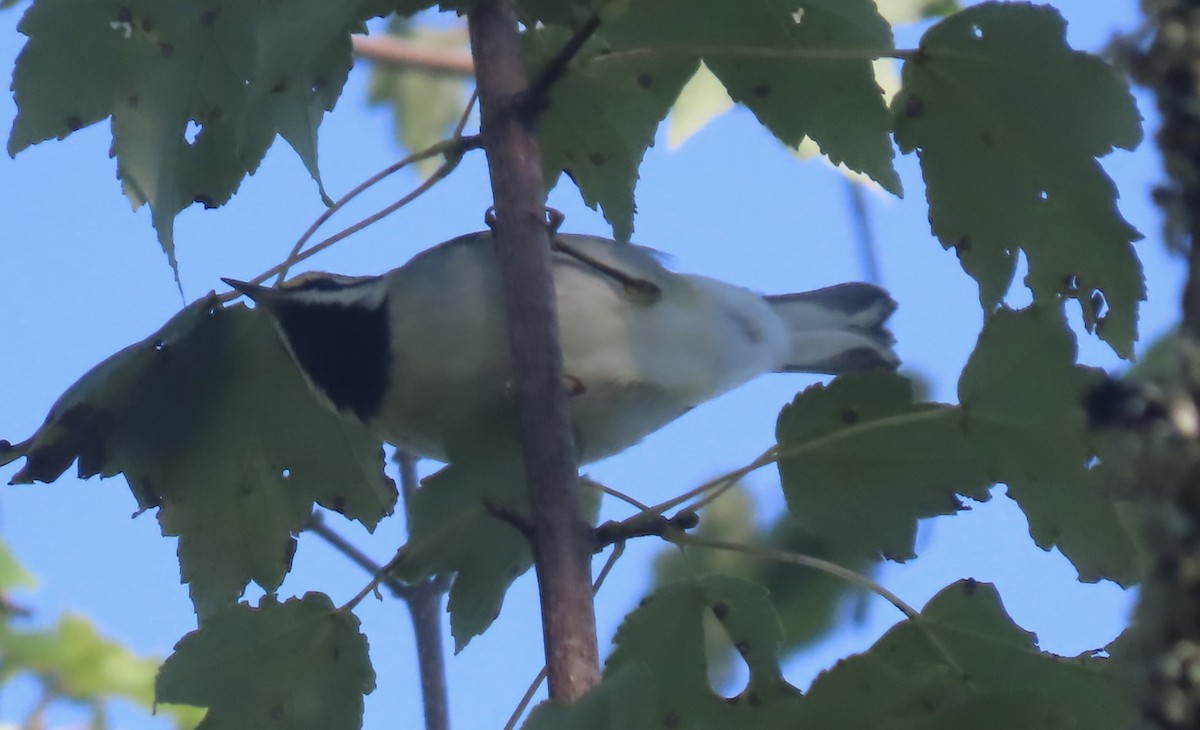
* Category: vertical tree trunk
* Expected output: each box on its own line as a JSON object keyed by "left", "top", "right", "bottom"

{"left": 466, "top": 0, "right": 602, "bottom": 702}
{"left": 1128, "top": 2, "right": 1200, "bottom": 726}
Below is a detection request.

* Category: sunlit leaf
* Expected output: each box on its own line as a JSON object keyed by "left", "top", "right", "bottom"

{"left": 367, "top": 19, "right": 469, "bottom": 175}
{"left": 0, "top": 538, "right": 35, "bottom": 592}
{"left": 0, "top": 613, "right": 204, "bottom": 729}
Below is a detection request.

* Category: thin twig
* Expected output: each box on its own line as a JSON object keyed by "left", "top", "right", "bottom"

{"left": 521, "top": 13, "right": 603, "bottom": 118}
{"left": 352, "top": 34, "right": 475, "bottom": 75}
{"left": 305, "top": 510, "right": 412, "bottom": 599}
{"left": 645, "top": 445, "right": 779, "bottom": 517}
{"left": 593, "top": 44, "right": 912, "bottom": 66}
{"left": 581, "top": 478, "right": 653, "bottom": 512}
{"left": 270, "top": 135, "right": 476, "bottom": 286}
{"left": 393, "top": 450, "right": 451, "bottom": 730}
{"left": 222, "top": 152, "right": 467, "bottom": 302}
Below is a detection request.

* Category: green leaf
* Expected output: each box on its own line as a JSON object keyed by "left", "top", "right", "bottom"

{"left": 776, "top": 371, "right": 992, "bottom": 561}
{"left": 521, "top": 663, "right": 658, "bottom": 730}
{"left": 605, "top": 574, "right": 805, "bottom": 727}
{"left": 9, "top": 0, "right": 377, "bottom": 272}
{"left": 666, "top": 62, "right": 734, "bottom": 149}
{"left": 530, "top": 28, "right": 694, "bottom": 241}
{"left": 367, "top": 20, "right": 469, "bottom": 175}
{"left": 801, "top": 580, "right": 1132, "bottom": 729}
{"left": 2, "top": 299, "right": 396, "bottom": 617}
{"left": 959, "top": 306, "right": 1139, "bottom": 585}
{"left": 0, "top": 613, "right": 160, "bottom": 701}
{"left": 536, "top": 0, "right": 900, "bottom": 239}
{"left": 893, "top": 2, "right": 1144, "bottom": 357}
{"left": 0, "top": 538, "right": 35, "bottom": 592}
{"left": 698, "top": 0, "right": 901, "bottom": 195}
{"left": 654, "top": 485, "right": 880, "bottom": 671}
{"left": 391, "top": 443, "right": 532, "bottom": 652}
{"left": 156, "top": 593, "right": 374, "bottom": 730}
{"left": 0, "top": 613, "right": 205, "bottom": 728}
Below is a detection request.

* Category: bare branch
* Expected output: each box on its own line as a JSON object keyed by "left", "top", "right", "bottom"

{"left": 352, "top": 34, "right": 475, "bottom": 76}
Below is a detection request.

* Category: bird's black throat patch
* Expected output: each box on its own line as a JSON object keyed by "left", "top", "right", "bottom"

{"left": 273, "top": 298, "right": 390, "bottom": 422}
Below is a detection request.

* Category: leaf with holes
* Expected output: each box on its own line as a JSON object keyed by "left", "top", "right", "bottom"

{"left": 776, "top": 371, "right": 992, "bottom": 562}
{"left": 9, "top": 0, "right": 381, "bottom": 274}
{"left": 1, "top": 299, "right": 396, "bottom": 617}
{"left": 156, "top": 593, "right": 374, "bottom": 730}
{"left": 800, "top": 580, "right": 1129, "bottom": 728}
{"left": 605, "top": 574, "right": 805, "bottom": 726}
{"left": 959, "top": 306, "right": 1139, "bottom": 585}
{"left": 653, "top": 485, "right": 880, "bottom": 677}
{"left": 893, "top": 2, "right": 1144, "bottom": 357}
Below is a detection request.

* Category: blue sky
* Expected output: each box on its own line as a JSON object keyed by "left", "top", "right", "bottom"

{"left": 0, "top": 1, "right": 1179, "bottom": 728}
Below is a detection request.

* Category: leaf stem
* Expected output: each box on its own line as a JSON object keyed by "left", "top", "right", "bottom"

{"left": 592, "top": 45, "right": 913, "bottom": 66}
{"left": 668, "top": 533, "right": 920, "bottom": 620}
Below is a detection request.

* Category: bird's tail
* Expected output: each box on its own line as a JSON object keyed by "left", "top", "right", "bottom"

{"left": 766, "top": 283, "right": 899, "bottom": 374}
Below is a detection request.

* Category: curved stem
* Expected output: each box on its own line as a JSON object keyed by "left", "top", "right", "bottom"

{"left": 221, "top": 153, "right": 467, "bottom": 302}
{"left": 669, "top": 533, "right": 919, "bottom": 620}
{"left": 592, "top": 44, "right": 912, "bottom": 66}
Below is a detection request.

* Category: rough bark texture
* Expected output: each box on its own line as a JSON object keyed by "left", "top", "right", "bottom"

{"left": 466, "top": 0, "right": 602, "bottom": 701}
{"left": 1126, "top": 3, "right": 1200, "bottom": 727}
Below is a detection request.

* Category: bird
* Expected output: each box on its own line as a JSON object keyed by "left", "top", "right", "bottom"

{"left": 223, "top": 231, "right": 899, "bottom": 464}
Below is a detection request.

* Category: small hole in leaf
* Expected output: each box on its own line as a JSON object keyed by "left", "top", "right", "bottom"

{"left": 1038, "top": 189, "right": 1049, "bottom": 201}
{"left": 703, "top": 611, "right": 750, "bottom": 700}
{"left": 108, "top": 20, "right": 133, "bottom": 39}
{"left": 281, "top": 468, "right": 291, "bottom": 479}
{"left": 970, "top": 24, "right": 983, "bottom": 39}
{"left": 153, "top": 339, "right": 167, "bottom": 352}
{"left": 184, "top": 120, "right": 201, "bottom": 144}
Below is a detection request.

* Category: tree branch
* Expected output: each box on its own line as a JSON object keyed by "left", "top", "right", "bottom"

{"left": 352, "top": 34, "right": 475, "bottom": 76}
{"left": 467, "top": 0, "right": 601, "bottom": 701}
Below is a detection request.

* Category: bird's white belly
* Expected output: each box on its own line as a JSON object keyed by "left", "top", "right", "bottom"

{"left": 372, "top": 239, "right": 790, "bottom": 463}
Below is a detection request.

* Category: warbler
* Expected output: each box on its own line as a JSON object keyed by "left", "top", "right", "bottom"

{"left": 224, "top": 231, "right": 898, "bottom": 463}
